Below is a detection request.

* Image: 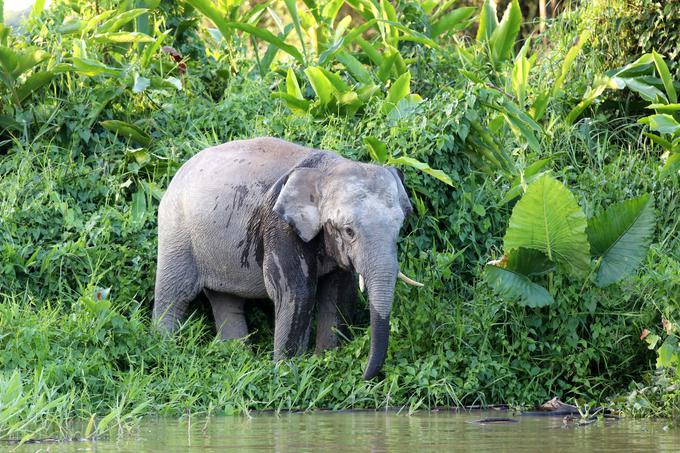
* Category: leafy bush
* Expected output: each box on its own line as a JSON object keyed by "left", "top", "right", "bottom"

{"left": 486, "top": 174, "right": 655, "bottom": 307}
{"left": 584, "top": 0, "right": 680, "bottom": 79}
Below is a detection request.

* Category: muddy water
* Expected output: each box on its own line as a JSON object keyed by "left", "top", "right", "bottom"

{"left": 13, "top": 410, "right": 680, "bottom": 452}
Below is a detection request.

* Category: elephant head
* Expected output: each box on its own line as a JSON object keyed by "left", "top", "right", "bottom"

{"left": 273, "top": 159, "right": 421, "bottom": 379}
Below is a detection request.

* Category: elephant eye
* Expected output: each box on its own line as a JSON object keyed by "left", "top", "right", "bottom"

{"left": 344, "top": 227, "right": 355, "bottom": 238}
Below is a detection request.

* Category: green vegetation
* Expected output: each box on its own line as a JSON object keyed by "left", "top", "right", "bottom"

{"left": 0, "top": 0, "right": 678, "bottom": 444}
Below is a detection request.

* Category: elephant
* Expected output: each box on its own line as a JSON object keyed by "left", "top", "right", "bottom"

{"left": 152, "top": 137, "right": 422, "bottom": 379}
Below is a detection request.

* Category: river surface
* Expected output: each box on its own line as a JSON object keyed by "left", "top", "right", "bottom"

{"left": 12, "top": 410, "right": 680, "bottom": 452}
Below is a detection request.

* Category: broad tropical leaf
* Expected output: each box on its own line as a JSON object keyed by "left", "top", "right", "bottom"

{"left": 15, "top": 71, "right": 55, "bottom": 103}
{"left": 388, "top": 156, "right": 453, "bottom": 186}
{"left": 336, "top": 50, "right": 372, "bottom": 84}
{"left": 272, "top": 92, "right": 312, "bottom": 114}
{"left": 476, "top": 0, "right": 498, "bottom": 42}
{"left": 485, "top": 265, "right": 554, "bottom": 307}
{"left": 511, "top": 38, "right": 533, "bottom": 104}
{"left": 489, "top": 0, "right": 521, "bottom": 64}
{"left": 283, "top": 0, "right": 307, "bottom": 64}
{"left": 364, "top": 136, "right": 388, "bottom": 164}
{"left": 11, "top": 48, "right": 48, "bottom": 78}
{"left": 639, "top": 114, "right": 680, "bottom": 136}
{"left": 504, "top": 174, "right": 590, "bottom": 277}
{"left": 430, "top": 7, "right": 475, "bottom": 37}
{"left": 101, "top": 120, "right": 151, "bottom": 146}
{"left": 553, "top": 30, "right": 590, "bottom": 95}
{"left": 506, "top": 248, "right": 555, "bottom": 276}
{"left": 652, "top": 51, "right": 677, "bottom": 104}
{"left": 71, "top": 57, "right": 122, "bottom": 77}
{"left": 647, "top": 103, "right": 680, "bottom": 113}
{"left": 304, "top": 67, "right": 334, "bottom": 108}
{"left": 621, "top": 77, "right": 667, "bottom": 103}
{"left": 661, "top": 153, "right": 680, "bottom": 177}
{"left": 587, "top": 194, "right": 655, "bottom": 287}
{"left": 99, "top": 8, "right": 148, "bottom": 33}
{"left": 91, "top": 32, "right": 155, "bottom": 44}
{"left": 382, "top": 71, "right": 410, "bottom": 114}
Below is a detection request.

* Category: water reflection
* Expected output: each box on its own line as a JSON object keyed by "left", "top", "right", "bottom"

{"left": 12, "top": 410, "right": 680, "bottom": 452}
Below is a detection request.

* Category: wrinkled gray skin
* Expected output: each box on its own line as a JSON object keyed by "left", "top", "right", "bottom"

{"left": 153, "top": 137, "right": 412, "bottom": 379}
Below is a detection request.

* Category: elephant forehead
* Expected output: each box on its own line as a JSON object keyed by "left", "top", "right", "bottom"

{"left": 326, "top": 192, "right": 403, "bottom": 228}
{"left": 325, "top": 170, "right": 398, "bottom": 200}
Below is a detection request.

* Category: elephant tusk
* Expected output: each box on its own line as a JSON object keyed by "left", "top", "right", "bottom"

{"left": 359, "top": 274, "right": 365, "bottom": 292}
{"left": 398, "top": 271, "right": 424, "bottom": 287}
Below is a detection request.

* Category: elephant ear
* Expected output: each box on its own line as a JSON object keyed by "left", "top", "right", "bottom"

{"left": 387, "top": 167, "right": 413, "bottom": 217}
{"left": 273, "top": 168, "right": 322, "bottom": 242}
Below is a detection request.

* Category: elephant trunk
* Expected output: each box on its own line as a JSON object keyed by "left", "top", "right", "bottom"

{"left": 362, "top": 264, "right": 397, "bottom": 380}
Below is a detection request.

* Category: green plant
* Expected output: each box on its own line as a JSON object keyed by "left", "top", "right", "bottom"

{"left": 363, "top": 135, "right": 452, "bottom": 186}
{"left": 565, "top": 51, "right": 679, "bottom": 176}
{"left": 643, "top": 320, "right": 680, "bottom": 377}
{"left": 486, "top": 174, "right": 655, "bottom": 307}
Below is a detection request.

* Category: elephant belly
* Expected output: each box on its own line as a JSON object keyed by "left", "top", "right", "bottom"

{"left": 189, "top": 195, "right": 270, "bottom": 299}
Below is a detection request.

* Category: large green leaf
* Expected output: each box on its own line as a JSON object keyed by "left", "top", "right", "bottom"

{"left": 15, "top": 71, "right": 55, "bottom": 103}
{"left": 639, "top": 114, "right": 680, "bottom": 136}
{"left": 0, "top": 46, "right": 18, "bottom": 75}
{"left": 71, "top": 57, "right": 122, "bottom": 77}
{"left": 621, "top": 77, "right": 667, "bottom": 103}
{"left": 652, "top": 51, "right": 677, "bottom": 104}
{"left": 647, "top": 103, "right": 680, "bottom": 113}
{"left": 511, "top": 38, "right": 532, "bottom": 104}
{"left": 485, "top": 265, "right": 554, "bottom": 308}
{"left": 99, "top": 8, "right": 148, "bottom": 33}
{"left": 430, "top": 7, "right": 475, "bottom": 37}
{"left": 476, "top": 0, "right": 498, "bottom": 42}
{"left": 283, "top": 0, "right": 307, "bottom": 65}
{"left": 304, "top": 66, "right": 334, "bottom": 108}
{"left": 553, "top": 30, "right": 590, "bottom": 95}
{"left": 91, "top": 32, "right": 155, "bottom": 44}
{"left": 100, "top": 120, "right": 151, "bottom": 146}
{"left": 364, "top": 136, "right": 388, "bottom": 164}
{"left": 504, "top": 174, "right": 590, "bottom": 277}
{"left": 505, "top": 248, "right": 555, "bottom": 276}
{"left": 11, "top": 48, "right": 48, "bottom": 78}
{"left": 336, "top": 50, "right": 372, "bottom": 85}
{"left": 272, "top": 92, "right": 312, "bottom": 114}
{"left": 381, "top": 71, "right": 410, "bottom": 114}
{"left": 388, "top": 156, "right": 453, "bottom": 186}
{"left": 285, "top": 67, "right": 303, "bottom": 99}
{"left": 587, "top": 194, "right": 655, "bottom": 287}
{"left": 489, "top": 0, "right": 521, "bottom": 64}
{"left": 661, "top": 153, "right": 680, "bottom": 177}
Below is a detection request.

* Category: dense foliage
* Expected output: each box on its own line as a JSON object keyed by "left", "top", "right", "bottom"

{"left": 0, "top": 0, "right": 678, "bottom": 443}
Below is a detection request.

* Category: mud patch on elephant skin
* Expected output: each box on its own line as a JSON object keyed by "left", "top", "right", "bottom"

{"left": 231, "top": 185, "right": 249, "bottom": 210}
{"left": 239, "top": 201, "right": 269, "bottom": 269}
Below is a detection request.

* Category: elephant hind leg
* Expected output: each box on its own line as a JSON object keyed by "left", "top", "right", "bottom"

{"left": 204, "top": 289, "right": 248, "bottom": 340}
{"left": 153, "top": 240, "right": 201, "bottom": 334}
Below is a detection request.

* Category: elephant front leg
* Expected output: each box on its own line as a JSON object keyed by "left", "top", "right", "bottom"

{"left": 315, "top": 270, "right": 357, "bottom": 352}
{"left": 263, "top": 245, "right": 318, "bottom": 360}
